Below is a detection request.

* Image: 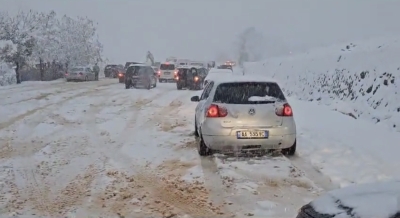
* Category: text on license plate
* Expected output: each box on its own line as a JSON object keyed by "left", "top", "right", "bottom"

{"left": 237, "top": 131, "right": 268, "bottom": 139}
{"left": 164, "top": 72, "right": 170, "bottom": 75}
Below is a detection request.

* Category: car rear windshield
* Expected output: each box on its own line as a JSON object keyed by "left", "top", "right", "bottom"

{"left": 71, "top": 68, "right": 84, "bottom": 72}
{"left": 126, "top": 66, "right": 144, "bottom": 76}
{"left": 213, "top": 82, "right": 286, "bottom": 104}
{"left": 160, "top": 64, "right": 175, "bottom": 70}
{"left": 105, "top": 65, "right": 117, "bottom": 69}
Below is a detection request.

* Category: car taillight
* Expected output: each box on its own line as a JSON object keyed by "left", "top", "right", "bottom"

{"left": 194, "top": 76, "right": 199, "bottom": 81}
{"left": 79, "top": 72, "right": 83, "bottom": 76}
{"left": 175, "top": 76, "right": 179, "bottom": 80}
{"left": 158, "top": 71, "right": 161, "bottom": 75}
{"left": 276, "top": 103, "right": 293, "bottom": 117}
{"left": 118, "top": 73, "right": 123, "bottom": 77}
{"left": 65, "top": 73, "right": 68, "bottom": 76}
{"left": 174, "top": 71, "right": 178, "bottom": 75}
{"left": 206, "top": 104, "right": 228, "bottom": 118}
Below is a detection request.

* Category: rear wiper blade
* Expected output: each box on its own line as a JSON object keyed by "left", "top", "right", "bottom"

{"left": 248, "top": 101, "right": 276, "bottom": 104}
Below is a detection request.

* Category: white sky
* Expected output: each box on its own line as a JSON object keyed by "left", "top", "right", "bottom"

{"left": 2, "top": 0, "right": 400, "bottom": 63}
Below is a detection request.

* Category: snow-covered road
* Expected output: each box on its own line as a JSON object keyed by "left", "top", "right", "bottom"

{"left": 0, "top": 79, "right": 399, "bottom": 218}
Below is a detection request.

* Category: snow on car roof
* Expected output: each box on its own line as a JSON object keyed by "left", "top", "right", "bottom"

{"left": 209, "top": 74, "right": 278, "bottom": 84}
{"left": 128, "top": 63, "right": 147, "bottom": 67}
{"left": 311, "top": 181, "right": 400, "bottom": 217}
{"left": 177, "top": 65, "right": 202, "bottom": 69}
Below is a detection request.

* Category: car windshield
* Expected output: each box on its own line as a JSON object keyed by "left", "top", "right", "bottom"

{"left": 160, "top": 64, "right": 175, "bottom": 70}
{"left": 213, "top": 82, "right": 286, "bottom": 104}
{"left": 71, "top": 68, "right": 84, "bottom": 72}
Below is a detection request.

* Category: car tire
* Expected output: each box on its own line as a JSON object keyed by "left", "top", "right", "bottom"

{"left": 282, "top": 140, "right": 296, "bottom": 156}
{"left": 125, "top": 82, "right": 130, "bottom": 89}
{"left": 153, "top": 80, "right": 157, "bottom": 88}
{"left": 194, "top": 118, "right": 199, "bottom": 137}
{"left": 198, "top": 129, "right": 211, "bottom": 156}
{"left": 177, "top": 83, "right": 182, "bottom": 90}
{"left": 296, "top": 204, "right": 334, "bottom": 218}
{"left": 147, "top": 82, "right": 151, "bottom": 90}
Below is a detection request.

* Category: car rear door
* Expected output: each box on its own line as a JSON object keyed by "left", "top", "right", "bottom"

{"left": 211, "top": 82, "right": 286, "bottom": 129}
{"left": 196, "top": 81, "right": 214, "bottom": 127}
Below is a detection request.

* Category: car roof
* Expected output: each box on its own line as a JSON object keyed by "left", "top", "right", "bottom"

{"left": 177, "top": 65, "right": 203, "bottom": 69}
{"left": 207, "top": 74, "right": 278, "bottom": 84}
{"left": 128, "top": 63, "right": 147, "bottom": 67}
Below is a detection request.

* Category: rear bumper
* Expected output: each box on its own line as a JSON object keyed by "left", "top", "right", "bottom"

{"left": 66, "top": 76, "right": 85, "bottom": 81}
{"left": 202, "top": 134, "right": 296, "bottom": 151}
{"left": 200, "top": 118, "right": 296, "bottom": 150}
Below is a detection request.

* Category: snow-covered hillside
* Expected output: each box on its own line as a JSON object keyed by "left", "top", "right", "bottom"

{"left": 245, "top": 36, "right": 400, "bottom": 130}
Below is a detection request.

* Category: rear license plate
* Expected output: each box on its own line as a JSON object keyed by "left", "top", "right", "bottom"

{"left": 236, "top": 131, "right": 268, "bottom": 139}
{"left": 164, "top": 72, "right": 170, "bottom": 75}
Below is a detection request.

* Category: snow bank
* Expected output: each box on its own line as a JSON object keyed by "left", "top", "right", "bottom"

{"left": 0, "top": 62, "right": 16, "bottom": 86}
{"left": 244, "top": 36, "right": 400, "bottom": 130}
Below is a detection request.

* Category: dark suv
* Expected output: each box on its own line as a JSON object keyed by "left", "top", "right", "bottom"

{"left": 125, "top": 64, "right": 157, "bottom": 89}
{"left": 175, "top": 66, "right": 208, "bottom": 90}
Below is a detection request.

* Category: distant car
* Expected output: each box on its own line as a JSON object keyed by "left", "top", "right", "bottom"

{"left": 152, "top": 66, "right": 160, "bottom": 77}
{"left": 175, "top": 66, "right": 208, "bottom": 90}
{"left": 158, "top": 62, "right": 177, "bottom": 83}
{"left": 217, "top": 64, "right": 233, "bottom": 70}
{"left": 65, "top": 67, "right": 96, "bottom": 82}
{"left": 296, "top": 181, "right": 400, "bottom": 218}
{"left": 124, "top": 62, "right": 142, "bottom": 70}
{"left": 191, "top": 75, "right": 296, "bottom": 156}
{"left": 125, "top": 64, "right": 157, "bottom": 89}
{"left": 104, "top": 64, "right": 118, "bottom": 77}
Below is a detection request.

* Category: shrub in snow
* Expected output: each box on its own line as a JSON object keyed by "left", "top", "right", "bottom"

{"left": 0, "top": 62, "right": 16, "bottom": 86}
{"left": 244, "top": 36, "right": 400, "bottom": 130}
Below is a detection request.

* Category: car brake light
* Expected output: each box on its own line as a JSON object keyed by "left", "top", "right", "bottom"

{"left": 175, "top": 76, "right": 179, "bottom": 80}
{"left": 174, "top": 70, "right": 178, "bottom": 75}
{"left": 118, "top": 73, "right": 122, "bottom": 77}
{"left": 79, "top": 72, "right": 83, "bottom": 76}
{"left": 65, "top": 73, "right": 68, "bottom": 76}
{"left": 194, "top": 76, "right": 199, "bottom": 81}
{"left": 206, "top": 104, "right": 228, "bottom": 118}
{"left": 158, "top": 71, "right": 161, "bottom": 75}
{"left": 276, "top": 103, "right": 293, "bottom": 116}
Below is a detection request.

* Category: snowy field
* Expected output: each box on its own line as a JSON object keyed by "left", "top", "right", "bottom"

{"left": 0, "top": 72, "right": 399, "bottom": 217}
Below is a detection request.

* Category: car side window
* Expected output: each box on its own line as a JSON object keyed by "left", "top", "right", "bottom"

{"left": 200, "top": 82, "right": 214, "bottom": 100}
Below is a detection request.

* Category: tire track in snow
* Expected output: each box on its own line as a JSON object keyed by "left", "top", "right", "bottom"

{"left": 0, "top": 84, "right": 119, "bottom": 216}
{"left": 0, "top": 80, "right": 116, "bottom": 132}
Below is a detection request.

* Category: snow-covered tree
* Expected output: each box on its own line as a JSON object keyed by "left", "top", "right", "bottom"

{"left": 0, "top": 10, "right": 39, "bottom": 84}
{"left": 235, "top": 27, "right": 265, "bottom": 66}
{"left": 32, "top": 11, "right": 60, "bottom": 80}
{"left": 0, "top": 10, "right": 104, "bottom": 84}
{"left": 57, "top": 15, "right": 103, "bottom": 68}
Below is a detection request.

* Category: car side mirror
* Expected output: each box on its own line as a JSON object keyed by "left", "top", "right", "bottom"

{"left": 191, "top": 96, "right": 200, "bottom": 102}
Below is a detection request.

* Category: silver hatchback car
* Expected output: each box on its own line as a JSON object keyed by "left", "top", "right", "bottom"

{"left": 191, "top": 76, "right": 296, "bottom": 156}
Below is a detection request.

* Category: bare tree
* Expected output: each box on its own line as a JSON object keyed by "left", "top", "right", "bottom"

{"left": 236, "top": 27, "right": 265, "bottom": 67}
